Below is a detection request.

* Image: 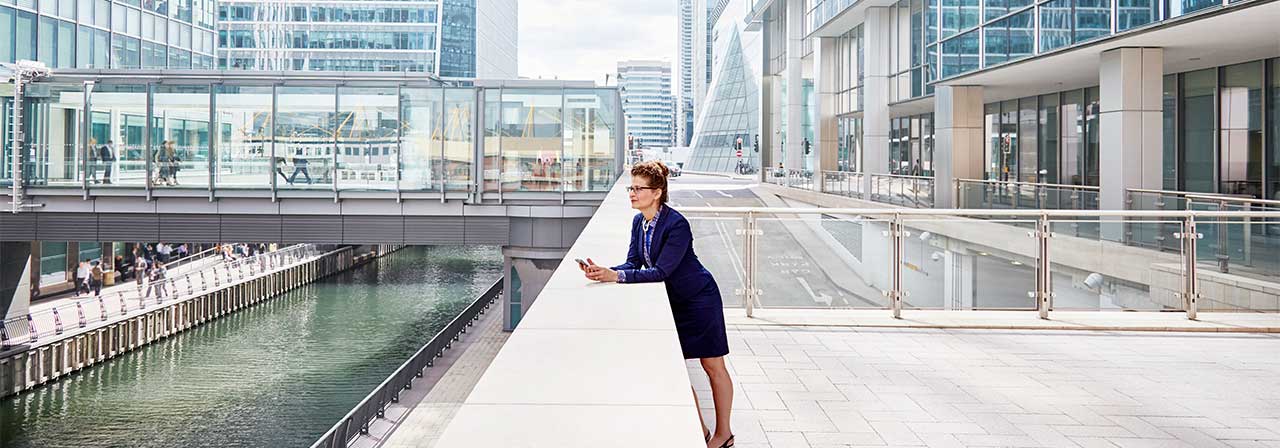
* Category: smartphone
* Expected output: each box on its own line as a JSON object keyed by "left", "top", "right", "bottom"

{"left": 574, "top": 258, "right": 588, "bottom": 268}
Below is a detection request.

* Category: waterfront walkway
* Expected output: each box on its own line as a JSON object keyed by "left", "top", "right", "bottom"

{"left": 1, "top": 245, "right": 321, "bottom": 353}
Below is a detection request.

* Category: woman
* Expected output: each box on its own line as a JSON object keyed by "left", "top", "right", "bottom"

{"left": 581, "top": 161, "right": 735, "bottom": 448}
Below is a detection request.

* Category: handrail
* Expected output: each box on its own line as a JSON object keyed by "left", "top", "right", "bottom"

{"left": 677, "top": 206, "right": 1280, "bottom": 218}
{"left": 870, "top": 173, "right": 935, "bottom": 181}
{"left": 959, "top": 178, "right": 1101, "bottom": 191}
{"left": 310, "top": 278, "right": 504, "bottom": 448}
{"left": 1128, "top": 188, "right": 1280, "bottom": 207}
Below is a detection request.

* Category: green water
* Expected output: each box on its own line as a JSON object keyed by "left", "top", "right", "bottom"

{"left": 0, "top": 246, "right": 502, "bottom": 448}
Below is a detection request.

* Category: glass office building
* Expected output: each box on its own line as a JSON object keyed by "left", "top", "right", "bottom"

{"left": 618, "top": 60, "right": 676, "bottom": 149}
{"left": 216, "top": 0, "right": 516, "bottom": 78}
{"left": 1, "top": 0, "right": 217, "bottom": 70}
{"left": 751, "top": 0, "right": 1279, "bottom": 204}
{"left": 687, "top": 28, "right": 760, "bottom": 173}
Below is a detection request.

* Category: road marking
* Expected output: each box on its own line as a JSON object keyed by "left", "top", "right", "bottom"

{"left": 716, "top": 190, "right": 732, "bottom": 198}
{"left": 796, "top": 277, "right": 832, "bottom": 306}
{"left": 693, "top": 190, "right": 704, "bottom": 199}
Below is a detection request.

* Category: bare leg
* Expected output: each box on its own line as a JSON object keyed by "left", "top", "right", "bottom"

{"left": 693, "top": 386, "right": 710, "bottom": 440}
{"left": 701, "top": 356, "right": 734, "bottom": 447}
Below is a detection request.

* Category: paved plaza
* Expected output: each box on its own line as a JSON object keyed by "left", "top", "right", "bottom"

{"left": 690, "top": 322, "right": 1280, "bottom": 448}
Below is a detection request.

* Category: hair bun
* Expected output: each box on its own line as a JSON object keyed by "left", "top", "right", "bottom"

{"left": 656, "top": 161, "right": 669, "bottom": 177}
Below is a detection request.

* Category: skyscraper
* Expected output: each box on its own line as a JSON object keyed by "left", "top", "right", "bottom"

{"left": 677, "top": 0, "right": 696, "bottom": 147}
{"left": 216, "top": 0, "right": 516, "bottom": 77}
{"left": 618, "top": 60, "right": 675, "bottom": 150}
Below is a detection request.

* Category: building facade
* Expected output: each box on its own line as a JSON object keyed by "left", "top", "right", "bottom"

{"left": 618, "top": 60, "right": 675, "bottom": 149}
{"left": 678, "top": 0, "right": 696, "bottom": 146}
{"left": 750, "top": 0, "right": 1279, "bottom": 207}
{"left": 1, "top": 0, "right": 217, "bottom": 70}
{"left": 216, "top": 0, "right": 516, "bottom": 77}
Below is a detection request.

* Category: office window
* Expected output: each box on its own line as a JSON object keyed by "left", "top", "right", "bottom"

{"left": 57, "top": 19, "right": 74, "bottom": 68}
{"left": 1219, "top": 61, "right": 1263, "bottom": 197}
{"left": 37, "top": 16, "right": 55, "bottom": 66}
{"left": 1075, "top": 0, "right": 1111, "bottom": 43}
{"left": 1117, "top": 0, "right": 1155, "bottom": 30}
{"left": 1, "top": 7, "right": 15, "bottom": 63}
{"left": 1162, "top": 74, "right": 1177, "bottom": 190}
{"left": 1270, "top": 58, "right": 1280, "bottom": 199}
{"left": 1182, "top": 69, "right": 1215, "bottom": 193}
{"left": 1168, "top": 0, "right": 1218, "bottom": 17}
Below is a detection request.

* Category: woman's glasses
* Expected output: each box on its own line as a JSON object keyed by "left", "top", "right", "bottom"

{"left": 625, "top": 186, "right": 658, "bottom": 193}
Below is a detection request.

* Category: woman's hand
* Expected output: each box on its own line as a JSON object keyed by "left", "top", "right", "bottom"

{"left": 580, "top": 258, "right": 619, "bottom": 282}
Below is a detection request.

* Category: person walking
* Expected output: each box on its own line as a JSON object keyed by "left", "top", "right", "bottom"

{"left": 87, "top": 138, "right": 99, "bottom": 184}
{"left": 157, "top": 242, "right": 172, "bottom": 263}
{"left": 75, "top": 260, "right": 91, "bottom": 297}
{"left": 150, "top": 262, "right": 168, "bottom": 300}
{"left": 134, "top": 257, "right": 148, "bottom": 287}
{"left": 99, "top": 140, "right": 116, "bottom": 184}
{"left": 89, "top": 261, "right": 104, "bottom": 297}
{"left": 580, "top": 161, "right": 735, "bottom": 448}
{"left": 288, "top": 150, "right": 312, "bottom": 184}
{"left": 167, "top": 140, "right": 182, "bottom": 185}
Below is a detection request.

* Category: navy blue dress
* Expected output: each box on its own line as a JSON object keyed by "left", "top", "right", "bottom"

{"left": 612, "top": 206, "right": 730, "bottom": 359}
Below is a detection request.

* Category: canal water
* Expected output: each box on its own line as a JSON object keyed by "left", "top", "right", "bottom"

{"left": 0, "top": 246, "right": 502, "bottom": 448}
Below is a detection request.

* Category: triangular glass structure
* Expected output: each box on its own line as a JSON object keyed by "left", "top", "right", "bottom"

{"left": 686, "top": 28, "right": 759, "bottom": 174}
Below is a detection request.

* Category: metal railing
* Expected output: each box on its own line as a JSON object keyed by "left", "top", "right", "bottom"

{"left": 820, "top": 170, "right": 865, "bottom": 199}
{"left": 681, "top": 206, "right": 1280, "bottom": 321}
{"left": 869, "top": 174, "right": 934, "bottom": 208}
{"left": 310, "top": 278, "right": 503, "bottom": 448}
{"left": 957, "top": 179, "right": 1100, "bottom": 210}
{"left": 765, "top": 168, "right": 815, "bottom": 190}
{"left": 1, "top": 244, "right": 319, "bottom": 349}
{"left": 1127, "top": 188, "right": 1280, "bottom": 276}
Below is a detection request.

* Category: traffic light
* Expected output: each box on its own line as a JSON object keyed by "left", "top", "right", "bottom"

{"left": 753, "top": 134, "right": 760, "bottom": 153}
{"left": 803, "top": 138, "right": 811, "bottom": 155}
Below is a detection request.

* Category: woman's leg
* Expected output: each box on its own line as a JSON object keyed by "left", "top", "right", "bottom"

{"left": 700, "top": 356, "right": 734, "bottom": 446}
{"left": 692, "top": 386, "right": 710, "bottom": 440}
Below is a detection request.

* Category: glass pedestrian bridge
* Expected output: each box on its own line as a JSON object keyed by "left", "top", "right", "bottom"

{"left": 1, "top": 69, "right": 622, "bottom": 204}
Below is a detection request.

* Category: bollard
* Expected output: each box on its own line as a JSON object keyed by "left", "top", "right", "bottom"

{"left": 98, "top": 297, "right": 108, "bottom": 321}
{"left": 186, "top": 275, "right": 194, "bottom": 296}
{"left": 76, "top": 302, "right": 87, "bottom": 327}
{"left": 200, "top": 272, "right": 208, "bottom": 291}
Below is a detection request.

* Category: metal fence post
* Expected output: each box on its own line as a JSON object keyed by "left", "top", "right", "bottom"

{"left": 743, "top": 211, "right": 760, "bottom": 318}
{"left": 1177, "top": 216, "right": 1202, "bottom": 320}
{"left": 888, "top": 214, "right": 905, "bottom": 319}
{"left": 1035, "top": 214, "right": 1053, "bottom": 320}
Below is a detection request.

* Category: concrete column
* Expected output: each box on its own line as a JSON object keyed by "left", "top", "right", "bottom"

{"left": 814, "top": 36, "right": 840, "bottom": 192}
{"left": 943, "top": 246, "right": 977, "bottom": 310}
{"left": 501, "top": 246, "right": 567, "bottom": 331}
{"left": 861, "top": 7, "right": 892, "bottom": 195}
{"left": 1099, "top": 47, "right": 1163, "bottom": 215}
{"left": 1, "top": 242, "right": 34, "bottom": 321}
{"left": 784, "top": 0, "right": 805, "bottom": 170}
{"left": 933, "top": 85, "right": 986, "bottom": 208}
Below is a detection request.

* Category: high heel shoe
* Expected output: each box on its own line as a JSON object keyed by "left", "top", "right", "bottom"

{"left": 712, "top": 434, "right": 734, "bottom": 448}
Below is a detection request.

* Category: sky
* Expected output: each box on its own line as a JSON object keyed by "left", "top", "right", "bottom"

{"left": 518, "top": 0, "right": 677, "bottom": 85}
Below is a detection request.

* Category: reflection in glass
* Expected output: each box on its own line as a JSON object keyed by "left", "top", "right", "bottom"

{"left": 400, "top": 87, "right": 443, "bottom": 191}
{"left": 940, "top": 30, "right": 979, "bottom": 78}
{"left": 1039, "top": 0, "right": 1072, "bottom": 52}
{"left": 1060, "top": 90, "right": 1084, "bottom": 184}
{"left": 1019, "top": 97, "right": 1038, "bottom": 183}
{"left": 483, "top": 89, "right": 501, "bottom": 192}
{"left": 1168, "top": 0, "right": 1218, "bottom": 17}
{"left": 1075, "top": 0, "right": 1111, "bottom": 43}
{"left": 1116, "top": 0, "right": 1155, "bottom": 31}
{"left": 152, "top": 84, "right": 210, "bottom": 189}
{"left": 1163, "top": 75, "right": 1178, "bottom": 190}
{"left": 1182, "top": 69, "right": 1216, "bottom": 193}
{"left": 1269, "top": 59, "right": 1280, "bottom": 199}
{"left": 1084, "top": 87, "right": 1100, "bottom": 186}
{"left": 90, "top": 84, "right": 148, "bottom": 187}
{"left": 214, "top": 85, "right": 273, "bottom": 189}
{"left": 23, "top": 83, "right": 86, "bottom": 187}
{"left": 1218, "top": 61, "right": 1263, "bottom": 198}
{"left": 275, "top": 86, "right": 336, "bottom": 190}
{"left": 564, "top": 89, "right": 618, "bottom": 191}
{"left": 1039, "top": 94, "right": 1060, "bottom": 184}
{"left": 500, "top": 89, "right": 562, "bottom": 192}
{"left": 444, "top": 88, "right": 475, "bottom": 192}
{"left": 336, "top": 87, "right": 399, "bottom": 191}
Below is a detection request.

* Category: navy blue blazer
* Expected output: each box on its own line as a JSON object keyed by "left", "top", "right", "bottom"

{"left": 611, "top": 206, "right": 719, "bottom": 308}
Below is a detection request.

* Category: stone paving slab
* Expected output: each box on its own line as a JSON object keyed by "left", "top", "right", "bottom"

{"left": 688, "top": 320, "right": 1280, "bottom": 448}
{"left": 723, "top": 309, "right": 1280, "bottom": 333}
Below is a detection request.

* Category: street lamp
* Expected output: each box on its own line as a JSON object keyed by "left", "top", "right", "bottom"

{"left": 2, "top": 61, "right": 51, "bottom": 213}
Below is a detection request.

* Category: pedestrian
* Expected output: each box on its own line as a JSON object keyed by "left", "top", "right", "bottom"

{"left": 177, "top": 243, "right": 189, "bottom": 258}
{"left": 89, "top": 261, "right": 104, "bottom": 297}
{"left": 134, "top": 257, "right": 148, "bottom": 286}
{"left": 114, "top": 255, "right": 126, "bottom": 281}
{"left": 167, "top": 140, "right": 182, "bottom": 186}
{"left": 158, "top": 242, "right": 172, "bottom": 263}
{"left": 87, "top": 138, "right": 99, "bottom": 183}
{"left": 99, "top": 139, "right": 116, "bottom": 184}
{"left": 75, "top": 259, "right": 91, "bottom": 297}
{"left": 144, "top": 243, "right": 156, "bottom": 261}
{"left": 288, "top": 150, "right": 312, "bottom": 184}
{"left": 151, "top": 262, "right": 168, "bottom": 299}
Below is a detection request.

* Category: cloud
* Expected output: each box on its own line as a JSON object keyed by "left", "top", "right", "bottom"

{"left": 518, "top": 0, "right": 677, "bottom": 84}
